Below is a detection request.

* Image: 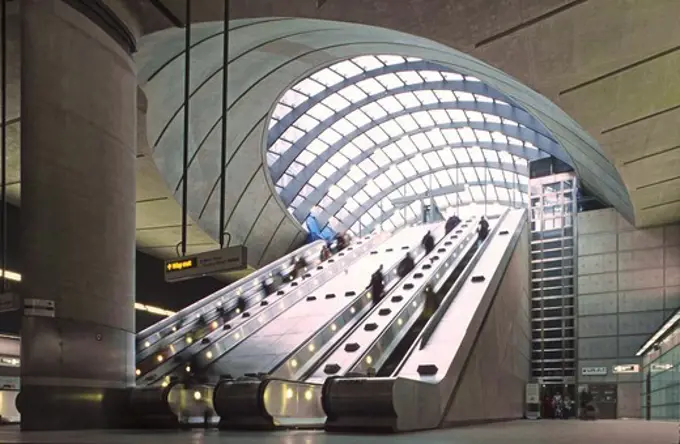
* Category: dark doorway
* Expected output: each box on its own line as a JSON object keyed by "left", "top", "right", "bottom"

{"left": 587, "top": 383, "right": 618, "bottom": 419}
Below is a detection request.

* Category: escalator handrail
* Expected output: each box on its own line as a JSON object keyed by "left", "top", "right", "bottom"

{"left": 417, "top": 209, "right": 509, "bottom": 350}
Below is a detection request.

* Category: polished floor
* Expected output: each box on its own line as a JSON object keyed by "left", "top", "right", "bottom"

{"left": 0, "top": 420, "right": 676, "bottom": 444}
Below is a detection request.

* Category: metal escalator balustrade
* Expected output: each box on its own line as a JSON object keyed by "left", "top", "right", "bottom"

{"left": 321, "top": 209, "right": 527, "bottom": 433}
{"left": 136, "top": 241, "right": 325, "bottom": 360}
{"left": 152, "top": 231, "right": 392, "bottom": 387}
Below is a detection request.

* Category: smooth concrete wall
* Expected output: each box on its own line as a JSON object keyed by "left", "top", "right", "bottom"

{"left": 576, "top": 208, "right": 680, "bottom": 418}
{"left": 445, "top": 221, "right": 531, "bottom": 424}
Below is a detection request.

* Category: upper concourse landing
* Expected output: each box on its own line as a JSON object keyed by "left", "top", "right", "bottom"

{"left": 135, "top": 0, "right": 680, "bottom": 228}
{"left": 0, "top": 420, "right": 675, "bottom": 444}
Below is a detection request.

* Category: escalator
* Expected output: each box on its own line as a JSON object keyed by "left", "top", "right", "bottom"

{"left": 322, "top": 208, "right": 529, "bottom": 433}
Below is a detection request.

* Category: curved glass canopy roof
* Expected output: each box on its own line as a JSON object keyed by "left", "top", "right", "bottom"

{"left": 266, "top": 55, "right": 566, "bottom": 235}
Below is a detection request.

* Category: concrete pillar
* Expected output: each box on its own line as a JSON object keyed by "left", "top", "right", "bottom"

{"left": 18, "top": 0, "right": 138, "bottom": 430}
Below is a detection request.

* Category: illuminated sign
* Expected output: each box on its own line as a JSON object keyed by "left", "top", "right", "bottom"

{"left": 165, "top": 257, "right": 197, "bottom": 273}
{"left": 164, "top": 246, "right": 248, "bottom": 283}
{"left": 613, "top": 364, "right": 640, "bottom": 374}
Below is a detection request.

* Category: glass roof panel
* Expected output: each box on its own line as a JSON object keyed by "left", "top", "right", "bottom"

{"left": 347, "top": 165, "right": 365, "bottom": 182}
{"left": 312, "top": 69, "right": 344, "bottom": 87}
{"left": 333, "top": 118, "right": 357, "bottom": 136}
{"left": 364, "top": 180, "right": 381, "bottom": 198}
{"left": 439, "top": 149, "right": 456, "bottom": 165}
{"left": 419, "top": 70, "right": 444, "bottom": 82}
{"left": 307, "top": 103, "right": 335, "bottom": 121}
{"left": 338, "top": 142, "right": 361, "bottom": 159}
{"left": 375, "top": 73, "right": 404, "bottom": 90}
{"left": 346, "top": 109, "right": 372, "bottom": 128}
{"left": 307, "top": 139, "right": 329, "bottom": 156}
{"left": 426, "top": 128, "right": 446, "bottom": 146}
{"left": 318, "top": 162, "right": 337, "bottom": 178}
{"left": 371, "top": 150, "right": 391, "bottom": 168}
{"left": 374, "top": 175, "right": 392, "bottom": 190}
{"left": 395, "top": 114, "right": 419, "bottom": 132}
{"left": 357, "top": 78, "right": 386, "bottom": 95}
{"left": 331, "top": 60, "right": 363, "bottom": 78}
{"left": 322, "top": 94, "right": 351, "bottom": 113}
{"left": 383, "top": 143, "right": 403, "bottom": 161}
{"left": 377, "top": 96, "right": 405, "bottom": 113}
{"left": 385, "top": 166, "right": 404, "bottom": 183}
{"left": 318, "top": 128, "right": 343, "bottom": 146}
{"left": 328, "top": 152, "right": 349, "bottom": 169}
{"left": 353, "top": 55, "right": 384, "bottom": 71}
{"left": 295, "top": 115, "right": 320, "bottom": 132}
{"left": 395, "top": 92, "right": 420, "bottom": 109}
{"left": 363, "top": 102, "right": 388, "bottom": 120}
{"left": 338, "top": 84, "right": 368, "bottom": 102}
{"left": 293, "top": 78, "right": 325, "bottom": 97}
{"left": 424, "top": 151, "right": 443, "bottom": 169}
{"left": 272, "top": 103, "right": 292, "bottom": 120}
{"left": 380, "top": 120, "right": 405, "bottom": 138}
{"left": 358, "top": 158, "right": 378, "bottom": 175}
{"left": 398, "top": 161, "right": 417, "bottom": 178}
{"left": 353, "top": 134, "right": 374, "bottom": 151}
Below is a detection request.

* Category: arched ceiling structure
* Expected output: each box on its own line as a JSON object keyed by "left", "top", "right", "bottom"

{"left": 136, "top": 18, "right": 632, "bottom": 265}
{"left": 267, "top": 55, "right": 554, "bottom": 235}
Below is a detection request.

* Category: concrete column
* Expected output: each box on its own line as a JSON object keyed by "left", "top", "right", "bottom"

{"left": 18, "top": 0, "right": 138, "bottom": 430}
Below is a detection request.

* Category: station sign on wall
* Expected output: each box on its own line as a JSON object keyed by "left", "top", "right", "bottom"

{"left": 581, "top": 366, "right": 608, "bottom": 376}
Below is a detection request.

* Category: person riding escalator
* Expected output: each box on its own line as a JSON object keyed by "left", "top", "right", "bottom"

{"left": 368, "top": 265, "right": 385, "bottom": 306}
{"left": 397, "top": 253, "right": 415, "bottom": 279}
{"left": 421, "top": 230, "right": 435, "bottom": 255}
{"left": 445, "top": 214, "right": 461, "bottom": 234}
{"left": 477, "top": 216, "right": 489, "bottom": 245}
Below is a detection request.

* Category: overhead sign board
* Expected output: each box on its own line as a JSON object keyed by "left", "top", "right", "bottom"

{"left": 581, "top": 366, "right": 608, "bottom": 376}
{"left": 164, "top": 246, "right": 248, "bottom": 282}
{"left": 613, "top": 364, "right": 640, "bottom": 374}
